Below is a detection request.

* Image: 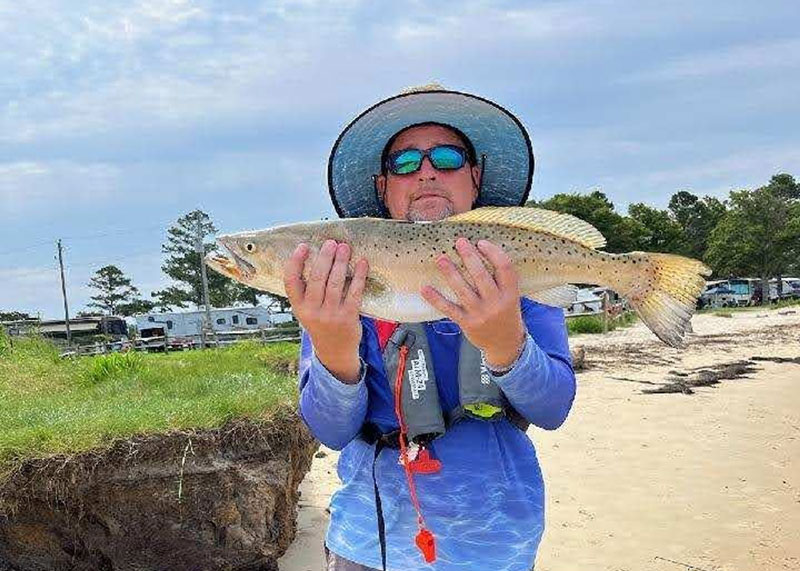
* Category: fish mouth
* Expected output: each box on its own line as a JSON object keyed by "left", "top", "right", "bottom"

{"left": 206, "top": 237, "right": 257, "bottom": 281}
{"left": 205, "top": 253, "right": 242, "bottom": 280}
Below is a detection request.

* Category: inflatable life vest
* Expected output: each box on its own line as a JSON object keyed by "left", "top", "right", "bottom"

{"left": 363, "top": 321, "right": 530, "bottom": 568}
{"left": 376, "top": 322, "right": 529, "bottom": 444}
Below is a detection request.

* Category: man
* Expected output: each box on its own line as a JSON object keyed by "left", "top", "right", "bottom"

{"left": 284, "top": 86, "right": 576, "bottom": 570}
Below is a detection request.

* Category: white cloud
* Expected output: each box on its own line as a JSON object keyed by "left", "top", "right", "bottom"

{"left": 0, "top": 266, "right": 61, "bottom": 316}
{"left": 595, "top": 145, "right": 800, "bottom": 208}
{"left": 0, "top": 161, "right": 119, "bottom": 215}
{"left": 624, "top": 38, "right": 800, "bottom": 83}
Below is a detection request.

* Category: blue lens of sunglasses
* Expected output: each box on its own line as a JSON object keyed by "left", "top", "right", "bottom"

{"left": 388, "top": 145, "right": 466, "bottom": 175}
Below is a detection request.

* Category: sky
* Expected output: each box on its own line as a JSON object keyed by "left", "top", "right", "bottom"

{"left": 1, "top": 0, "right": 799, "bottom": 318}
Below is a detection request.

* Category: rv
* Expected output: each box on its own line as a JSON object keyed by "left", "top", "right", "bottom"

{"left": 769, "top": 277, "right": 800, "bottom": 302}
{"left": 134, "top": 306, "right": 277, "bottom": 345}
{"left": 0, "top": 315, "right": 129, "bottom": 345}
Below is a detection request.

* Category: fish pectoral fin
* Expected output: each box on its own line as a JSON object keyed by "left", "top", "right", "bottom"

{"left": 529, "top": 285, "right": 578, "bottom": 308}
{"left": 445, "top": 207, "right": 607, "bottom": 249}
{"left": 364, "top": 276, "right": 388, "bottom": 297}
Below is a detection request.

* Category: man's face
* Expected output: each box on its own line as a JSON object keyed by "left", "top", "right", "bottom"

{"left": 376, "top": 124, "right": 480, "bottom": 222}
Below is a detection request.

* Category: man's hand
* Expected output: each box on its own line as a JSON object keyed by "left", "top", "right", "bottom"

{"left": 283, "top": 240, "right": 368, "bottom": 383}
{"left": 421, "top": 238, "right": 526, "bottom": 370}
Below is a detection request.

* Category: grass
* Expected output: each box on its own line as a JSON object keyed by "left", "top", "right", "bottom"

{"left": 698, "top": 298, "right": 800, "bottom": 314}
{"left": 0, "top": 333, "right": 300, "bottom": 476}
{"left": 567, "top": 311, "right": 638, "bottom": 336}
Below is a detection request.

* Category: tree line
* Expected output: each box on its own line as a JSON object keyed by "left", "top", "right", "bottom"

{"left": 2, "top": 172, "right": 798, "bottom": 322}
{"left": 1, "top": 211, "right": 273, "bottom": 322}
{"left": 528, "top": 173, "right": 800, "bottom": 294}
{"left": 78, "top": 210, "right": 274, "bottom": 318}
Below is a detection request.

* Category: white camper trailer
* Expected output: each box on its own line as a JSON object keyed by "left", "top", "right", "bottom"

{"left": 135, "top": 306, "right": 275, "bottom": 345}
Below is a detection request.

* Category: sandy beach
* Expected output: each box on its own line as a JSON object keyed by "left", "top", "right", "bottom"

{"left": 279, "top": 308, "right": 800, "bottom": 571}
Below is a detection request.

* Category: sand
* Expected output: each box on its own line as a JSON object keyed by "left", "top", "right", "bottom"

{"left": 278, "top": 308, "right": 800, "bottom": 571}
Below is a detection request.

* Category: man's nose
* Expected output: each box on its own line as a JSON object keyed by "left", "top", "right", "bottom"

{"left": 417, "top": 156, "right": 437, "bottom": 179}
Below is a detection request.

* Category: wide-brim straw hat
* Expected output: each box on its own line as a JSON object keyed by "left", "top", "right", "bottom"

{"left": 327, "top": 84, "right": 534, "bottom": 218}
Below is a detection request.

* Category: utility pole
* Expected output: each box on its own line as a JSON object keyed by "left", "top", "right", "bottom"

{"left": 195, "top": 219, "right": 217, "bottom": 348}
{"left": 56, "top": 239, "right": 72, "bottom": 346}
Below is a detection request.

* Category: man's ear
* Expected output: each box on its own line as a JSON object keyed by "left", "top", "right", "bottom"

{"left": 374, "top": 173, "right": 387, "bottom": 203}
{"left": 470, "top": 164, "right": 481, "bottom": 202}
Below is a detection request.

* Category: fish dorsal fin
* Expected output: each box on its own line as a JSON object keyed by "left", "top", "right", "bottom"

{"left": 445, "top": 207, "right": 607, "bottom": 249}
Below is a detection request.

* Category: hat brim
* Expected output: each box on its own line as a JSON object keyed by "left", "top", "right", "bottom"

{"left": 327, "top": 89, "right": 534, "bottom": 218}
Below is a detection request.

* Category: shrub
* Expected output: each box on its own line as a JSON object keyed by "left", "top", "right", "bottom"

{"left": 567, "top": 316, "right": 605, "bottom": 335}
{"left": 84, "top": 352, "right": 144, "bottom": 385}
{"left": 0, "top": 326, "right": 9, "bottom": 357}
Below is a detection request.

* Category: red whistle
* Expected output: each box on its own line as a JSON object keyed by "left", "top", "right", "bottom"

{"left": 409, "top": 449, "right": 441, "bottom": 474}
{"left": 416, "top": 528, "right": 436, "bottom": 562}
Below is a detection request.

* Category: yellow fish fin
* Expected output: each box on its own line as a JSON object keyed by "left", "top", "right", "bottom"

{"left": 445, "top": 206, "right": 607, "bottom": 249}
{"left": 621, "top": 252, "right": 712, "bottom": 348}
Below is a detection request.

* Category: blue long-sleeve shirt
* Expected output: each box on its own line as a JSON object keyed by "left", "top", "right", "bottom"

{"left": 298, "top": 298, "right": 576, "bottom": 571}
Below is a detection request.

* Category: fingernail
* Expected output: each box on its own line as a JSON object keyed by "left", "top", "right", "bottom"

{"left": 477, "top": 240, "right": 488, "bottom": 248}
{"left": 337, "top": 243, "right": 349, "bottom": 255}
{"left": 323, "top": 239, "right": 336, "bottom": 251}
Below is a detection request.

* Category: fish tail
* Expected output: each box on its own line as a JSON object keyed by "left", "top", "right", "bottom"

{"left": 618, "top": 252, "right": 711, "bottom": 348}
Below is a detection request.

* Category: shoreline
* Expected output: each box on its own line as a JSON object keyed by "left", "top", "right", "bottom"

{"left": 279, "top": 308, "right": 800, "bottom": 570}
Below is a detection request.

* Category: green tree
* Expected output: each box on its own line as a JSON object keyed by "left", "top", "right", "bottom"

{"left": 116, "top": 298, "right": 156, "bottom": 317}
{"left": 668, "top": 191, "right": 727, "bottom": 260}
{"left": 531, "top": 190, "right": 647, "bottom": 252}
{"left": 0, "top": 310, "right": 33, "bottom": 321}
{"left": 706, "top": 182, "right": 800, "bottom": 303}
{"left": 152, "top": 210, "right": 263, "bottom": 310}
{"left": 627, "top": 203, "right": 687, "bottom": 253}
{"left": 766, "top": 173, "right": 800, "bottom": 201}
{"left": 87, "top": 265, "right": 143, "bottom": 315}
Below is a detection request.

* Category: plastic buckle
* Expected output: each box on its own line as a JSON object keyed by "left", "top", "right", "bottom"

{"left": 409, "top": 448, "right": 441, "bottom": 474}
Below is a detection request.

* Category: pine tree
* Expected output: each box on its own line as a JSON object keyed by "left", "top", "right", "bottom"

{"left": 152, "top": 210, "right": 263, "bottom": 310}
{"left": 87, "top": 265, "right": 141, "bottom": 315}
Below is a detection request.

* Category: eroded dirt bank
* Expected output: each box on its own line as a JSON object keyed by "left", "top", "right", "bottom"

{"left": 0, "top": 408, "right": 318, "bottom": 571}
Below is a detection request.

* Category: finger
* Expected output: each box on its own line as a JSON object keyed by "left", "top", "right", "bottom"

{"left": 305, "top": 240, "right": 338, "bottom": 306}
{"left": 421, "top": 285, "right": 465, "bottom": 322}
{"left": 435, "top": 254, "right": 480, "bottom": 307}
{"left": 283, "top": 244, "right": 309, "bottom": 304}
{"left": 324, "top": 243, "right": 351, "bottom": 307}
{"left": 343, "top": 258, "right": 369, "bottom": 312}
{"left": 476, "top": 240, "right": 518, "bottom": 290}
{"left": 455, "top": 237, "right": 498, "bottom": 296}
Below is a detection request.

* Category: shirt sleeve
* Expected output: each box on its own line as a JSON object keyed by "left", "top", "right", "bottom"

{"left": 297, "top": 329, "right": 369, "bottom": 450}
{"left": 489, "top": 299, "right": 576, "bottom": 430}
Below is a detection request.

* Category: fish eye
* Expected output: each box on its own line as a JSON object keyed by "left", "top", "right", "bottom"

{"left": 245, "top": 243, "right": 255, "bottom": 253}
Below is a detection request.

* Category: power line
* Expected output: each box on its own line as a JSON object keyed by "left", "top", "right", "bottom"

{"left": 0, "top": 240, "right": 57, "bottom": 258}
{"left": 1, "top": 249, "right": 160, "bottom": 280}
{"left": 0, "top": 220, "right": 174, "bottom": 257}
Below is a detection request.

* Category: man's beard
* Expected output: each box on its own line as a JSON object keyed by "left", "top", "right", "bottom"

{"left": 406, "top": 200, "right": 454, "bottom": 222}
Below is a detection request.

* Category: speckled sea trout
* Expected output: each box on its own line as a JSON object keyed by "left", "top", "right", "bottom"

{"left": 206, "top": 207, "right": 711, "bottom": 347}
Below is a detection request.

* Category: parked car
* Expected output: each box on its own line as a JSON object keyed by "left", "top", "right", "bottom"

{"left": 698, "top": 283, "right": 737, "bottom": 309}
{"left": 769, "top": 278, "right": 800, "bottom": 302}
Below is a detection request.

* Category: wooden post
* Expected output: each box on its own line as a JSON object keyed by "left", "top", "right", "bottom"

{"left": 56, "top": 239, "right": 72, "bottom": 346}
{"left": 602, "top": 291, "right": 609, "bottom": 334}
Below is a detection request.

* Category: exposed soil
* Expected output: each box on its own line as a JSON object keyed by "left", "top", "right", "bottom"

{"left": 0, "top": 407, "right": 318, "bottom": 571}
